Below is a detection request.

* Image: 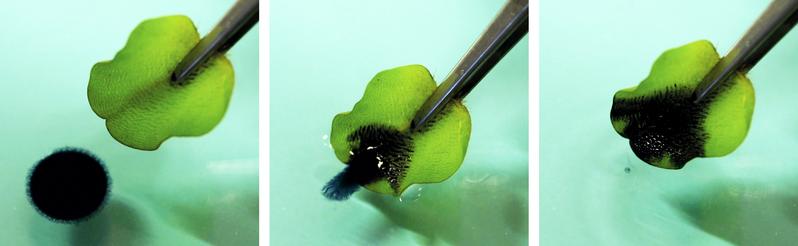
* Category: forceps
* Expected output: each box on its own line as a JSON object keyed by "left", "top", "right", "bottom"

{"left": 693, "top": 0, "right": 798, "bottom": 102}
{"left": 411, "top": 0, "right": 529, "bottom": 131}
{"left": 171, "top": 0, "right": 259, "bottom": 85}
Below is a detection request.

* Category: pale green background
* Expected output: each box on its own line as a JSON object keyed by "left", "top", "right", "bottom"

{"left": 0, "top": 0, "right": 258, "bottom": 245}
{"left": 542, "top": 0, "right": 798, "bottom": 245}
{"left": 271, "top": 0, "right": 529, "bottom": 245}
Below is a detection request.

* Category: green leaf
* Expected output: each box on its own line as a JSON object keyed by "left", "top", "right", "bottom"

{"left": 330, "top": 65, "right": 471, "bottom": 195}
{"left": 610, "top": 40, "right": 754, "bottom": 169}
{"left": 88, "top": 15, "right": 234, "bottom": 150}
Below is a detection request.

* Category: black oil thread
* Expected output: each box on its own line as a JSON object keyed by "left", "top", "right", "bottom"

{"left": 27, "top": 148, "right": 110, "bottom": 223}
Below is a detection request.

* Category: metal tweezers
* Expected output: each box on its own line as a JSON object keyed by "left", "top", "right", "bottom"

{"left": 171, "top": 0, "right": 259, "bottom": 85}
{"left": 693, "top": 0, "right": 798, "bottom": 102}
{"left": 411, "top": 0, "right": 529, "bottom": 131}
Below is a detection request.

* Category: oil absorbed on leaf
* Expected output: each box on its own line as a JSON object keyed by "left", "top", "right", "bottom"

{"left": 328, "top": 65, "right": 471, "bottom": 197}
{"left": 610, "top": 40, "right": 755, "bottom": 169}
{"left": 88, "top": 15, "right": 234, "bottom": 150}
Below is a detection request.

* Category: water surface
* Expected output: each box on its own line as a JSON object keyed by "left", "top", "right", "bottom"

{"left": 271, "top": 1, "right": 529, "bottom": 245}
{"left": 0, "top": 1, "right": 259, "bottom": 244}
{"left": 542, "top": 0, "right": 798, "bottom": 245}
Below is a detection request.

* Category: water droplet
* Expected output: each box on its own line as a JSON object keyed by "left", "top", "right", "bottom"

{"left": 399, "top": 185, "right": 424, "bottom": 202}
{"left": 321, "top": 134, "right": 332, "bottom": 149}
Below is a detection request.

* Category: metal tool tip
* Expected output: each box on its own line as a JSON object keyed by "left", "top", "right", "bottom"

{"left": 170, "top": 72, "right": 179, "bottom": 82}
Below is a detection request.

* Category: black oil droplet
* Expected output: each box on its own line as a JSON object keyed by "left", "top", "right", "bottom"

{"left": 27, "top": 148, "right": 110, "bottom": 223}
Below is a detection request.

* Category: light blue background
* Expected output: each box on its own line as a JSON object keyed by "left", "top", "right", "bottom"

{"left": 542, "top": 0, "right": 798, "bottom": 245}
{"left": 0, "top": 0, "right": 258, "bottom": 244}
{"left": 271, "top": 0, "right": 529, "bottom": 245}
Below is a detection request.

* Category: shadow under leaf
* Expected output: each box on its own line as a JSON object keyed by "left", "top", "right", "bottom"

{"left": 667, "top": 180, "right": 798, "bottom": 245}
{"left": 357, "top": 163, "right": 528, "bottom": 246}
{"left": 71, "top": 198, "right": 148, "bottom": 245}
